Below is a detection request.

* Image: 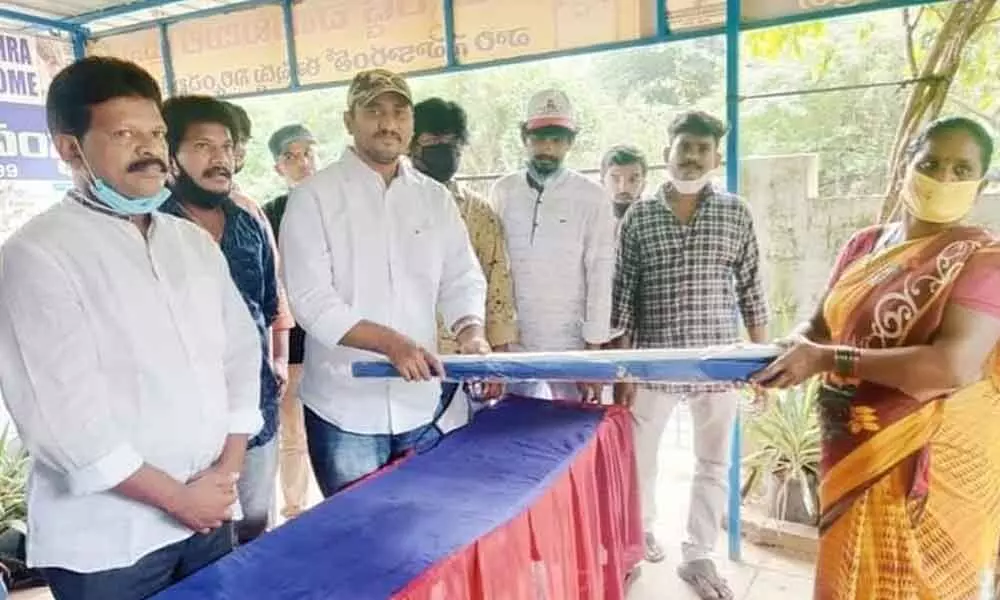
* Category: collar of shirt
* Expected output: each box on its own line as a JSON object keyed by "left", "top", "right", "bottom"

{"left": 67, "top": 188, "right": 171, "bottom": 238}
{"left": 654, "top": 181, "right": 718, "bottom": 206}
{"left": 522, "top": 167, "right": 570, "bottom": 192}
{"left": 160, "top": 194, "right": 242, "bottom": 225}
{"left": 341, "top": 147, "right": 418, "bottom": 188}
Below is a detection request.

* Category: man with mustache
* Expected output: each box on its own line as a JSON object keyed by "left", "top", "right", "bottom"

{"left": 409, "top": 98, "right": 517, "bottom": 424}
{"left": 0, "top": 57, "right": 261, "bottom": 599}
{"left": 281, "top": 69, "right": 489, "bottom": 497}
{"left": 601, "top": 144, "right": 648, "bottom": 227}
{"left": 489, "top": 89, "right": 615, "bottom": 402}
{"left": 612, "top": 111, "right": 768, "bottom": 599}
{"left": 160, "top": 95, "right": 282, "bottom": 545}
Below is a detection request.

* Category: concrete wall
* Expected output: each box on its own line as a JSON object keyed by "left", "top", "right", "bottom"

{"left": 739, "top": 154, "right": 1000, "bottom": 333}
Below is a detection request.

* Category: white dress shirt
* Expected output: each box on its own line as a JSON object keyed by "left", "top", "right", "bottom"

{"left": 280, "top": 149, "right": 486, "bottom": 435}
{"left": 490, "top": 169, "right": 615, "bottom": 352}
{"left": 0, "top": 197, "right": 262, "bottom": 573}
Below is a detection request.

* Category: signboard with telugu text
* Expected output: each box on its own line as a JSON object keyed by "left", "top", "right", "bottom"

{"left": 0, "top": 31, "right": 73, "bottom": 182}
{"left": 0, "top": 30, "right": 75, "bottom": 248}
{"left": 85, "top": 0, "right": 908, "bottom": 98}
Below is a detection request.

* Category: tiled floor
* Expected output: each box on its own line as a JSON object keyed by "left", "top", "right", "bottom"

{"left": 13, "top": 406, "right": 816, "bottom": 599}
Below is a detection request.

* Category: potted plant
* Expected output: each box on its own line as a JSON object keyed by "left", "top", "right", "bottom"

{"left": 741, "top": 377, "right": 821, "bottom": 526}
{"left": 0, "top": 425, "right": 27, "bottom": 538}
{"left": 0, "top": 425, "right": 42, "bottom": 592}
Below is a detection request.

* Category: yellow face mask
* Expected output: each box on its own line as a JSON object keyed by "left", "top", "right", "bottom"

{"left": 900, "top": 168, "right": 982, "bottom": 224}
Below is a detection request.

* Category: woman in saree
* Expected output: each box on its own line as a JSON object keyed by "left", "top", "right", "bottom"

{"left": 751, "top": 116, "right": 1000, "bottom": 600}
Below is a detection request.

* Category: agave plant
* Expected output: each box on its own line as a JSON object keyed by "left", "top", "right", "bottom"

{"left": 0, "top": 426, "right": 27, "bottom": 535}
{"left": 741, "top": 377, "right": 822, "bottom": 524}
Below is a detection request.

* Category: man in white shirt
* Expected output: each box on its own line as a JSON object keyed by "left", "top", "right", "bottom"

{"left": 281, "top": 69, "right": 490, "bottom": 498}
{"left": 490, "top": 89, "right": 616, "bottom": 402}
{"left": 0, "top": 57, "right": 262, "bottom": 600}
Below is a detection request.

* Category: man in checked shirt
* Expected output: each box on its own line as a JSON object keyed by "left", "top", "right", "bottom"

{"left": 612, "top": 111, "right": 768, "bottom": 600}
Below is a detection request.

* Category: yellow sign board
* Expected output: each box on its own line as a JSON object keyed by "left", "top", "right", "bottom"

{"left": 293, "top": 0, "right": 446, "bottom": 86}
{"left": 85, "top": 0, "right": 900, "bottom": 97}
{"left": 454, "top": 0, "right": 655, "bottom": 64}
{"left": 168, "top": 5, "right": 289, "bottom": 96}
{"left": 87, "top": 29, "right": 167, "bottom": 92}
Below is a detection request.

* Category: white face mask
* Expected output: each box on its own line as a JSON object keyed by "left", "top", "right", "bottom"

{"left": 667, "top": 169, "right": 715, "bottom": 195}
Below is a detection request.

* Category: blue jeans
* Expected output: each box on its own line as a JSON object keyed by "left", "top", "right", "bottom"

{"left": 41, "top": 523, "right": 233, "bottom": 600}
{"left": 304, "top": 407, "right": 443, "bottom": 498}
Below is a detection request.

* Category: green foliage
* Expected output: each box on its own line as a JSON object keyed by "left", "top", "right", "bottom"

{"left": 742, "top": 378, "right": 821, "bottom": 522}
{"left": 0, "top": 426, "right": 28, "bottom": 535}
{"left": 745, "top": 21, "right": 827, "bottom": 60}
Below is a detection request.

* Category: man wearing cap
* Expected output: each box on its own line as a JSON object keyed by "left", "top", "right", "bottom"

{"left": 262, "top": 123, "right": 318, "bottom": 519}
{"left": 489, "top": 89, "right": 616, "bottom": 402}
{"left": 280, "top": 69, "right": 490, "bottom": 497}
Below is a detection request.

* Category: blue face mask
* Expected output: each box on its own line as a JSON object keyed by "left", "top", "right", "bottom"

{"left": 76, "top": 139, "right": 170, "bottom": 216}
{"left": 89, "top": 178, "right": 171, "bottom": 216}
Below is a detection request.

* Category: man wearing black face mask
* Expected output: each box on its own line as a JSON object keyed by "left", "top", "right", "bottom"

{"left": 490, "top": 89, "right": 615, "bottom": 404}
{"left": 160, "top": 96, "right": 282, "bottom": 547}
{"left": 410, "top": 99, "right": 517, "bottom": 362}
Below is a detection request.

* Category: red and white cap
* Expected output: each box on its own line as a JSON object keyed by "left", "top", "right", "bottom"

{"left": 524, "top": 88, "right": 577, "bottom": 132}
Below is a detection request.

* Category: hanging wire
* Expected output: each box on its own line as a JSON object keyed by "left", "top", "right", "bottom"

{"left": 740, "top": 75, "right": 945, "bottom": 101}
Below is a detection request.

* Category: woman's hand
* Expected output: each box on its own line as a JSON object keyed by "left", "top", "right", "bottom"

{"left": 751, "top": 337, "right": 834, "bottom": 389}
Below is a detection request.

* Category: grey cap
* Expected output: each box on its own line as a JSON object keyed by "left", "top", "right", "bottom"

{"left": 268, "top": 124, "right": 316, "bottom": 160}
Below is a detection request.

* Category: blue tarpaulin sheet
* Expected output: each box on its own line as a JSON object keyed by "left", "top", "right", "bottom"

{"left": 152, "top": 399, "right": 605, "bottom": 600}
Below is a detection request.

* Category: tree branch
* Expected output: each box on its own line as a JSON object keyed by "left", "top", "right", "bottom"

{"left": 902, "top": 8, "right": 922, "bottom": 78}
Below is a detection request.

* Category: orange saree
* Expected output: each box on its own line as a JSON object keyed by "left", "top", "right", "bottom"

{"left": 815, "top": 225, "right": 1000, "bottom": 600}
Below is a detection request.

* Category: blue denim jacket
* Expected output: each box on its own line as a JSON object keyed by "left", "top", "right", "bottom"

{"left": 162, "top": 196, "right": 280, "bottom": 448}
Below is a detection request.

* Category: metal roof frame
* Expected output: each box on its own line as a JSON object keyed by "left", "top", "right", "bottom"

{"left": 0, "top": 0, "right": 951, "bottom": 564}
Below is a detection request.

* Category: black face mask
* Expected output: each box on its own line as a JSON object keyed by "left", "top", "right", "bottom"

{"left": 171, "top": 167, "right": 230, "bottom": 209}
{"left": 415, "top": 143, "right": 460, "bottom": 183}
{"left": 614, "top": 200, "right": 631, "bottom": 219}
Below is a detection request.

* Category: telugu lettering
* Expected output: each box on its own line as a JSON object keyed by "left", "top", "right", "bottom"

{"left": 473, "top": 28, "right": 532, "bottom": 53}
{"left": 0, "top": 124, "right": 59, "bottom": 161}
{"left": 177, "top": 14, "right": 285, "bottom": 55}
{"left": 173, "top": 59, "right": 322, "bottom": 96}
{"left": 294, "top": 3, "right": 349, "bottom": 35}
